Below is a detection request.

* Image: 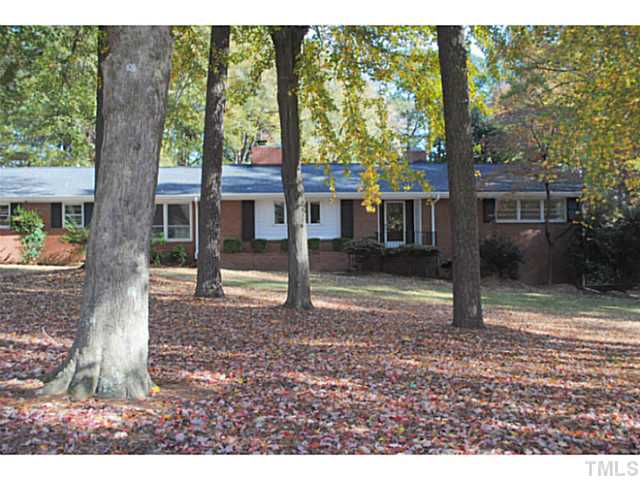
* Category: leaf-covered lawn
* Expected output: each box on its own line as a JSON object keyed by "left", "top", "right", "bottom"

{"left": 0, "top": 266, "right": 638, "bottom": 454}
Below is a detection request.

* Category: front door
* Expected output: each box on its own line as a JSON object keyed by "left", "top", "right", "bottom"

{"left": 385, "top": 201, "right": 405, "bottom": 247}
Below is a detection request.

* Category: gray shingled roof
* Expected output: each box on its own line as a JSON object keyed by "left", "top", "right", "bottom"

{"left": 0, "top": 163, "right": 582, "bottom": 199}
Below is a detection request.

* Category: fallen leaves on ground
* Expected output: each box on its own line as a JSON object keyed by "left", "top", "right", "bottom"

{"left": 0, "top": 267, "right": 638, "bottom": 454}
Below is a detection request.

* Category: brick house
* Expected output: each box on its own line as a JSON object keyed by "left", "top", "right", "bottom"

{"left": 0, "top": 148, "right": 581, "bottom": 284}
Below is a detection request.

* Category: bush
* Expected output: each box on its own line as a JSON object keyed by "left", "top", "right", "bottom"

{"left": 568, "top": 207, "right": 640, "bottom": 288}
{"left": 171, "top": 245, "right": 189, "bottom": 266}
{"left": 331, "top": 237, "right": 350, "bottom": 252}
{"left": 385, "top": 244, "right": 439, "bottom": 257}
{"left": 251, "top": 238, "right": 268, "bottom": 253}
{"left": 61, "top": 222, "right": 90, "bottom": 255}
{"left": 11, "top": 207, "right": 46, "bottom": 264}
{"left": 343, "top": 238, "right": 384, "bottom": 256}
{"left": 150, "top": 233, "right": 167, "bottom": 266}
{"left": 223, "top": 237, "right": 243, "bottom": 253}
{"left": 479, "top": 236, "right": 524, "bottom": 279}
{"left": 308, "top": 238, "right": 321, "bottom": 251}
{"left": 280, "top": 239, "right": 288, "bottom": 252}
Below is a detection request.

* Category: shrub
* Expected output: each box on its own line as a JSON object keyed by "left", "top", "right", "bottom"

{"left": 280, "top": 239, "right": 288, "bottom": 252}
{"left": 61, "top": 222, "right": 90, "bottom": 255}
{"left": 150, "top": 233, "right": 167, "bottom": 266}
{"left": 251, "top": 238, "right": 268, "bottom": 253}
{"left": 331, "top": 237, "right": 350, "bottom": 252}
{"left": 223, "top": 237, "right": 243, "bottom": 253}
{"left": 308, "top": 238, "right": 321, "bottom": 251}
{"left": 479, "top": 236, "right": 524, "bottom": 279}
{"left": 385, "top": 244, "right": 439, "bottom": 257}
{"left": 568, "top": 207, "right": 640, "bottom": 288}
{"left": 343, "top": 238, "right": 384, "bottom": 256}
{"left": 171, "top": 245, "right": 189, "bottom": 266}
{"left": 11, "top": 207, "right": 46, "bottom": 264}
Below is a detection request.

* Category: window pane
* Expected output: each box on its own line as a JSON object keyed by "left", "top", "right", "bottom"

{"left": 167, "top": 204, "right": 189, "bottom": 225}
{"left": 0, "top": 205, "right": 9, "bottom": 227}
{"left": 274, "top": 202, "right": 285, "bottom": 224}
{"left": 496, "top": 200, "right": 517, "bottom": 221}
{"left": 309, "top": 202, "right": 320, "bottom": 224}
{"left": 520, "top": 200, "right": 541, "bottom": 221}
{"left": 167, "top": 226, "right": 190, "bottom": 240}
{"left": 545, "top": 199, "right": 565, "bottom": 221}
{"left": 64, "top": 204, "right": 83, "bottom": 227}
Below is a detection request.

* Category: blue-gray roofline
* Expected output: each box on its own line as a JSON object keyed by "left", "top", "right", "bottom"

{"left": 0, "top": 163, "right": 583, "bottom": 201}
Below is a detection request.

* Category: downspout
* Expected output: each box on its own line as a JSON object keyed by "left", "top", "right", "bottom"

{"left": 194, "top": 197, "right": 199, "bottom": 260}
{"left": 431, "top": 195, "right": 440, "bottom": 246}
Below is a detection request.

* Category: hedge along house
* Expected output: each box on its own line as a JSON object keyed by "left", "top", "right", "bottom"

{"left": 0, "top": 147, "right": 582, "bottom": 284}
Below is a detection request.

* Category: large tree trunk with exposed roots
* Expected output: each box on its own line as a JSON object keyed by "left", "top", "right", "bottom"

{"left": 195, "top": 26, "right": 230, "bottom": 298}
{"left": 38, "top": 26, "right": 173, "bottom": 400}
{"left": 271, "top": 26, "right": 312, "bottom": 310}
{"left": 437, "top": 26, "right": 484, "bottom": 329}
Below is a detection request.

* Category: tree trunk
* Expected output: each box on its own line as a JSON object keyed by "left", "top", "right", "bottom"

{"left": 270, "top": 26, "right": 312, "bottom": 310}
{"left": 195, "top": 26, "right": 230, "bottom": 298}
{"left": 38, "top": 26, "right": 173, "bottom": 400}
{"left": 94, "top": 26, "right": 107, "bottom": 188}
{"left": 544, "top": 181, "right": 554, "bottom": 286}
{"left": 437, "top": 26, "right": 484, "bottom": 329}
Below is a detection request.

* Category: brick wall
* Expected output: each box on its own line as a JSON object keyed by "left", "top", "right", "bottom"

{"left": 434, "top": 198, "right": 576, "bottom": 285}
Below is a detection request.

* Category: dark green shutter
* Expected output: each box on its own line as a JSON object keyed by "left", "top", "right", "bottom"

{"left": 378, "top": 201, "right": 385, "bottom": 243}
{"left": 51, "top": 203, "right": 63, "bottom": 228}
{"left": 84, "top": 202, "right": 94, "bottom": 226}
{"left": 405, "top": 200, "right": 414, "bottom": 244}
{"left": 241, "top": 200, "right": 255, "bottom": 241}
{"left": 566, "top": 197, "right": 580, "bottom": 222}
{"left": 482, "top": 198, "right": 496, "bottom": 223}
{"left": 10, "top": 203, "right": 23, "bottom": 217}
{"left": 340, "top": 200, "right": 354, "bottom": 239}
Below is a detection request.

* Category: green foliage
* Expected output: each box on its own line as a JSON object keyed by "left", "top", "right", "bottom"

{"left": 223, "top": 237, "right": 243, "bottom": 253}
{"left": 307, "top": 238, "right": 321, "bottom": 251}
{"left": 331, "top": 237, "right": 350, "bottom": 252}
{"left": 385, "top": 244, "right": 439, "bottom": 257}
{"left": 495, "top": 26, "right": 640, "bottom": 210}
{"left": 279, "top": 239, "right": 288, "bottom": 253}
{"left": 0, "top": 26, "right": 98, "bottom": 166}
{"left": 10, "top": 207, "right": 46, "bottom": 263}
{"left": 250, "top": 238, "right": 268, "bottom": 253}
{"left": 568, "top": 208, "right": 640, "bottom": 288}
{"left": 150, "top": 233, "right": 167, "bottom": 266}
{"left": 343, "top": 238, "right": 385, "bottom": 256}
{"left": 479, "top": 236, "right": 524, "bottom": 280}
{"left": 170, "top": 244, "right": 189, "bottom": 266}
{"left": 61, "top": 222, "right": 89, "bottom": 246}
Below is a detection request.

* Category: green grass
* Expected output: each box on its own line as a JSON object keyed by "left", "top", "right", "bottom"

{"left": 156, "top": 268, "right": 640, "bottom": 321}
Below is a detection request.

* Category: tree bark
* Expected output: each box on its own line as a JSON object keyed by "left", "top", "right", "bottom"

{"left": 544, "top": 181, "right": 554, "bottom": 286}
{"left": 437, "top": 26, "right": 484, "bottom": 329}
{"left": 38, "top": 26, "right": 173, "bottom": 400}
{"left": 195, "top": 26, "right": 230, "bottom": 298}
{"left": 94, "top": 26, "right": 107, "bottom": 189}
{"left": 270, "top": 26, "right": 312, "bottom": 310}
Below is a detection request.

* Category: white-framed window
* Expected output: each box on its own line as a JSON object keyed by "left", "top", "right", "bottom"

{"left": 274, "top": 202, "right": 285, "bottom": 225}
{"left": 63, "top": 203, "right": 84, "bottom": 228}
{"left": 153, "top": 203, "right": 192, "bottom": 241}
{"left": 273, "top": 201, "right": 321, "bottom": 225}
{"left": 495, "top": 198, "right": 566, "bottom": 223}
{"left": 0, "top": 204, "right": 10, "bottom": 229}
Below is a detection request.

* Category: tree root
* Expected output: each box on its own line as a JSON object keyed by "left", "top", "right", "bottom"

{"left": 36, "top": 353, "right": 153, "bottom": 401}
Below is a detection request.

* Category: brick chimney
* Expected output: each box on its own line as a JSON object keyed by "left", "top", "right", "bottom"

{"left": 405, "top": 150, "right": 427, "bottom": 163}
{"left": 250, "top": 146, "right": 282, "bottom": 165}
